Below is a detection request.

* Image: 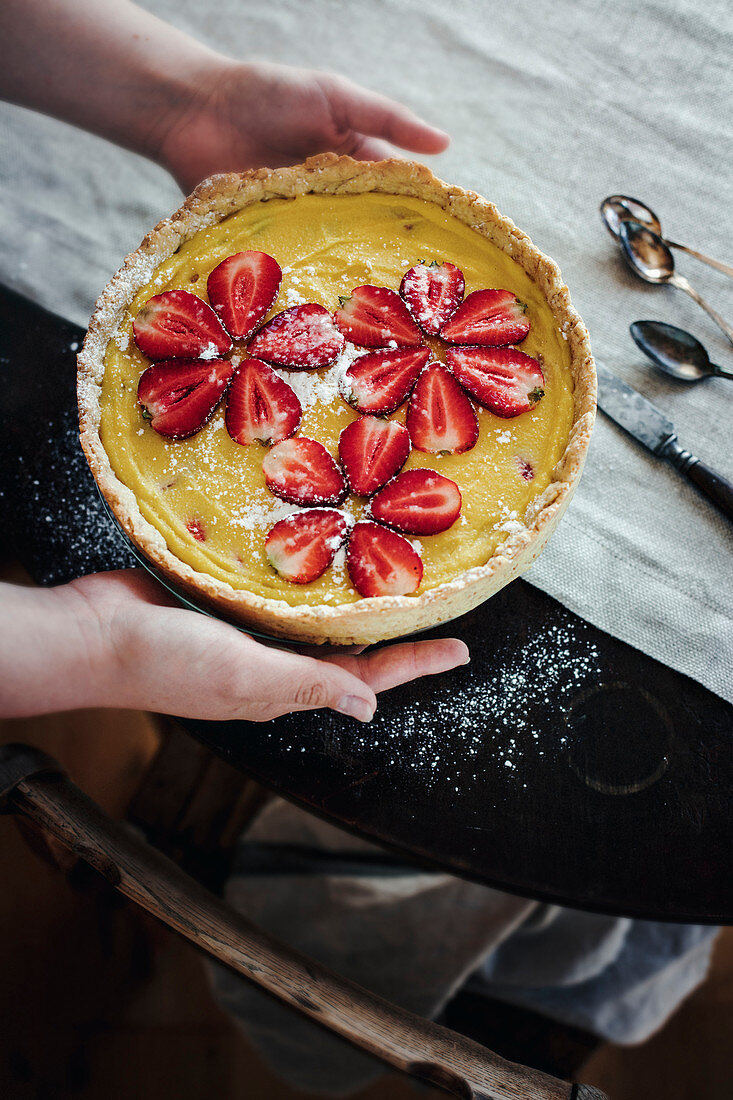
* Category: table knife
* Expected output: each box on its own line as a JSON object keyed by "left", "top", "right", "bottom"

{"left": 595, "top": 361, "right": 733, "bottom": 521}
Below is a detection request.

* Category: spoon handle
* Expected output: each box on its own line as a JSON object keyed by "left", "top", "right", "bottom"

{"left": 666, "top": 240, "right": 733, "bottom": 280}
{"left": 713, "top": 363, "right": 733, "bottom": 381}
{"left": 670, "top": 274, "right": 733, "bottom": 346}
{"left": 662, "top": 439, "right": 733, "bottom": 522}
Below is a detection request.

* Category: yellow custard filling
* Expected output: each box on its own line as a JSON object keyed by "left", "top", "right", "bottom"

{"left": 100, "top": 192, "right": 574, "bottom": 606}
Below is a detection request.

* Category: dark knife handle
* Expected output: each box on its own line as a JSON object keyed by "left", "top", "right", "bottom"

{"left": 664, "top": 440, "right": 733, "bottom": 522}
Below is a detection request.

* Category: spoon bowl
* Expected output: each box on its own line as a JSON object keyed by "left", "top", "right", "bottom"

{"left": 618, "top": 223, "right": 733, "bottom": 346}
{"left": 618, "top": 221, "right": 674, "bottom": 282}
{"left": 601, "top": 195, "right": 662, "bottom": 239}
{"left": 630, "top": 321, "right": 725, "bottom": 382}
{"left": 601, "top": 193, "right": 733, "bottom": 280}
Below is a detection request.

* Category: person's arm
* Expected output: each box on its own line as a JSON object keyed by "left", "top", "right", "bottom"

{"left": 0, "top": 1, "right": 462, "bottom": 724}
{"left": 0, "top": 0, "right": 449, "bottom": 192}
{"left": 1, "top": 571, "right": 468, "bottom": 722}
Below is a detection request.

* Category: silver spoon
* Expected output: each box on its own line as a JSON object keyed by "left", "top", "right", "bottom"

{"left": 601, "top": 194, "right": 733, "bottom": 279}
{"left": 618, "top": 221, "right": 733, "bottom": 347}
{"left": 630, "top": 320, "right": 733, "bottom": 383}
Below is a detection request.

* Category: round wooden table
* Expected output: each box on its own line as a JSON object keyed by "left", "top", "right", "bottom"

{"left": 2, "top": 284, "right": 731, "bottom": 924}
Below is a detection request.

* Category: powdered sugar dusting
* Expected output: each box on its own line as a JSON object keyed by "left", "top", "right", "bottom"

{"left": 112, "top": 325, "right": 130, "bottom": 352}
{"left": 267, "top": 621, "right": 602, "bottom": 796}
{"left": 284, "top": 286, "right": 308, "bottom": 308}
{"left": 494, "top": 503, "right": 525, "bottom": 537}
{"left": 495, "top": 513, "right": 524, "bottom": 536}
{"left": 229, "top": 494, "right": 300, "bottom": 532}
{"left": 275, "top": 342, "right": 362, "bottom": 412}
{"left": 331, "top": 544, "right": 347, "bottom": 583}
{"left": 199, "top": 342, "right": 221, "bottom": 360}
{"left": 229, "top": 493, "right": 357, "bottom": 537}
{"left": 6, "top": 406, "right": 137, "bottom": 585}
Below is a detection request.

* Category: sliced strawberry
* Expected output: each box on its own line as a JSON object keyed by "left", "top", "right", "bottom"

{"left": 248, "top": 304, "right": 344, "bottom": 369}
{"left": 265, "top": 509, "right": 348, "bottom": 584}
{"left": 133, "top": 290, "right": 232, "bottom": 360}
{"left": 207, "top": 251, "right": 281, "bottom": 339}
{"left": 347, "top": 521, "right": 423, "bottom": 597}
{"left": 400, "top": 262, "right": 465, "bottom": 335}
{"left": 516, "top": 456, "right": 535, "bottom": 481}
{"left": 440, "top": 289, "right": 530, "bottom": 346}
{"left": 262, "top": 437, "right": 347, "bottom": 506}
{"left": 338, "top": 417, "right": 410, "bottom": 497}
{"left": 186, "top": 518, "right": 206, "bottom": 542}
{"left": 341, "top": 346, "right": 430, "bottom": 414}
{"left": 370, "top": 469, "right": 461, "bottom": 535}
{"left": 225, "top": 358, "right": 301, "bottom": 446}
{"left": 137, "top": 358, "right": 235, "bottom": 439}
{"left": 446, "top": 346, "right": 545, "bottom": 418}
{"left": 334, "top": 285, "right": 423, "bottom": 347}
{"left": 406, "top": 363, "right": 479, "bottom": 454}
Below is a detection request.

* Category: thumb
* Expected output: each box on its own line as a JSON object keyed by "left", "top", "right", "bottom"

{"left": 263, "top": 647, "right": 377, "bottom": 723}
{"left": 326, "top": 78, "right": 450, "bottom": 154}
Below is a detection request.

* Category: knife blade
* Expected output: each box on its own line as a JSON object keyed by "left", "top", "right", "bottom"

{"left": 595, "top": 361, "right": 676, "bottom": 455}
{"left": 595, "top": 361, "right": 733, "bottom": 521}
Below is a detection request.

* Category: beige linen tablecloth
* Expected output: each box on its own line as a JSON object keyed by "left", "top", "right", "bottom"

{"left": 1, "top": 0, "right": 731, "bottom": 700}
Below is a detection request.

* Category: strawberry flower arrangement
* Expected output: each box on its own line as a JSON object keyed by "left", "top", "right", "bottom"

{"left": 133, "top": 251, "right": 545, "bottom": 598}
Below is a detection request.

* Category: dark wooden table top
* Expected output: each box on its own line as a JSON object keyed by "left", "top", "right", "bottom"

{"left": 1, "top": 284, "right": 731, "bottom": 924}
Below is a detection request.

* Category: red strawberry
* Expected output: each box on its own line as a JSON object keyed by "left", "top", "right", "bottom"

{"left": 347, "top": 521, "right": 423, "bottom": 597}
{"left": 262, "top": 437, "right": 347, "bottom": 506}
{"left": 516, "top": 456, "right": 535, "bottom": 481}
{"left": 248, "top": 303, "right": 344, "bottom": 369}
{"left": 446, "top": 346, "right": 545, "bottom": 418}
{"left": 225, "top": 358, "right": 301, "bottom": 446}
{"left": 440, "top": 289, "right": 530, "bottom": 346}
{"left": 338, "top": 417, "right": 410, "bottom": 497}
{"left": 406, "top": 363, "right": 479, "bottom": 454}
{"left": 265, "top": 509, "right": 348, "bottom": 584}
{"left": 207, "top": 251, "right": 281, "bottom": 339}
{"left": 186, "top": 518, "right": 206, "bottom": 542}
{"left": 133, "top": 290, "right": 232, "bottom": 360}
{"left": 334, "top": 285, "right": 423, "bottom": 347}
{"left": 370, "top": 469, "right": 461, "bottom": 535}
{"left": 400, "top": 261, "right": 465, "bottom": 335}
{"left": 137, "top": 358, "right": 235, "bottom": 439}
{"left": 341, "top": 346, "right": 430, "bottom": 414}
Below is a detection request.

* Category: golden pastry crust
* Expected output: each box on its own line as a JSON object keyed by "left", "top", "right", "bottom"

{"left": 77, "top": 154, "right": 596, "bottom": 645}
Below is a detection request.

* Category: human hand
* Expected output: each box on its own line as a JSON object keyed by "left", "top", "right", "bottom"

{"left": 50, "top": 570, "right": 467, "bottom": 724}
{"left": 157, "top": 61, "right": 450, "bottom": 193}
{"left": 0, "top": 3, "right": 449, "bottom": 194}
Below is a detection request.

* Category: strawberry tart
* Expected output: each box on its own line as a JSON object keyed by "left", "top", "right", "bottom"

{"left": 77, "top": 155, "right": 595, "bottom": 645}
